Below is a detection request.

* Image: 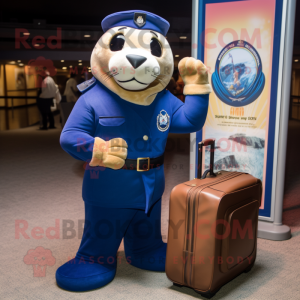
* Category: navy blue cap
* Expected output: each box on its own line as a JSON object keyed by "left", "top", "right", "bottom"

{"left": 101, "top": 10, "right": 170, "bottom": 36}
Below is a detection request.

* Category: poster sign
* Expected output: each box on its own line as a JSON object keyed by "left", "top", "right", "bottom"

{"left": 197, "top": 0, "right": 283, "bottom": 218}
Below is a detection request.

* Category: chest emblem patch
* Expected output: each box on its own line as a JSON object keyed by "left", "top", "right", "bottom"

{"left": 157, "top": 110, "right": 170, "bottom": 132}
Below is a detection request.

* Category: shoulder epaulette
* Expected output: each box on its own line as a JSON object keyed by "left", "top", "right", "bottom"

{"left": 77, "top": 77, "right": 96, "bottom": 93}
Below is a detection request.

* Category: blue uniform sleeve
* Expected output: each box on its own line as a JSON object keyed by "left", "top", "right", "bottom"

{"left": 60, "top": 95, "right": 96, "bottom": 161}
{"left": 169, "top": 93, "right": 209, "bottom": 133}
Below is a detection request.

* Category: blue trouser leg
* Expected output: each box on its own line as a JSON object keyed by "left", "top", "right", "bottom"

{"left": 56, "top": 203, "right": 138, "bottom": 292}
{"left": 124, "top": 198, "right": 167, "bottom": 271}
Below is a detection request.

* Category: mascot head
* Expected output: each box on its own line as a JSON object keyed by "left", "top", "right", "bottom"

{"left": 91, "top": 10, "right": 174, "bottom": 105}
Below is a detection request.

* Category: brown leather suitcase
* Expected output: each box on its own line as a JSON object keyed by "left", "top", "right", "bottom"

{"left": 166, "top": 139, "right": 262, "bottom": 298}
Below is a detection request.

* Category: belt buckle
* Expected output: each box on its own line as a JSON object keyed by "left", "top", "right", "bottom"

{"left": 137, "top": 157, "right": 150, "bottom": 172}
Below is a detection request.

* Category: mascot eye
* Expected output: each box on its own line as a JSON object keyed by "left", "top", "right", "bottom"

{"left": 110, "top": 34, "right": 125, "bottom": 51}
{"left": 150, "top": 38, "right": 162, "bottom": 57}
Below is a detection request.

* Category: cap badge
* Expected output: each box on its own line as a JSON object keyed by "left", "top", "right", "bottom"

{"left": 134, "top": 12, "right": 146, "bottom": 27}
{"left": 137, "top": 16, "right": 143, "bottom": 24}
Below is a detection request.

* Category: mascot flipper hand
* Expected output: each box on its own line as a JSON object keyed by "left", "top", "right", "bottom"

{"left": 179, "top": 57, "right": 212, "bottom": 95}
{"left": 89, "top": 137, "right": 128, "bottom": 169}
{"left": 56, "top": 10, "right": 211, "bottom": 292}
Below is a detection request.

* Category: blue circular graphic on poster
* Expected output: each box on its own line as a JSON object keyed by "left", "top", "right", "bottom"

{"left": 211, "top": 40, "right": 265, "bottom": 107}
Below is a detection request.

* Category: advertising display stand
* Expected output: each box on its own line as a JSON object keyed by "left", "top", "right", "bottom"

{"left": 190, "top": 0, "right": 296, "bottom": 240}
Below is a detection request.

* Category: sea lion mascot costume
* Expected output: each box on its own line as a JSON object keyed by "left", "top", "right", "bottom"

{"left": 56, "top": 10, "right": 212, "bottom": 291}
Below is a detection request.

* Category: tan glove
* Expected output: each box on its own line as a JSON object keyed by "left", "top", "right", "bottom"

{"left": 89, "top": 137, "right": 128, "bottom": 170}
{"left": 178, "top": 57, "right": 212, "bottom": 95}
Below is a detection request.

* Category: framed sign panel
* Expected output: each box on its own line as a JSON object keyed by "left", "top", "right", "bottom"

{"left": 190, "top": 0, "right": 295, "bottom": 237}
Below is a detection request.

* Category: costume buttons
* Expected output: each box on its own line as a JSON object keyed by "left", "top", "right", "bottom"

{"left": 143, "top": 135, "right": 149, "bottom": 141}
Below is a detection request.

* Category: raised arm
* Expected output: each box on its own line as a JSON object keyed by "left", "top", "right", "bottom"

{"left": 170, "top": 57, "right": 211, "bottom": 133}
{"left": 169, "top": 94, "right": 209, "bottom": 133}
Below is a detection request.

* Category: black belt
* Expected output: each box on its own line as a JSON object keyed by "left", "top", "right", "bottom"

{"left": 122, "top": 154, "right": 164, "bottom": 171}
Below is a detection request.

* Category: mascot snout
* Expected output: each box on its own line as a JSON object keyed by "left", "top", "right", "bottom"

{"left": 109, "top": 48, "right": 160, "bottom": 90}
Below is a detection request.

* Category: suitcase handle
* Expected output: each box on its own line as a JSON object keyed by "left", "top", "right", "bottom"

{"left": 197, "top": 139, "right": 217, "bottom": 179}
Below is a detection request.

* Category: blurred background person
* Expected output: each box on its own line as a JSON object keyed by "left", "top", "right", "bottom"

{"left": 50, "top": 84, "right": 62, "bottom": 112}
{"left": 37, "top": 70, "right": 57, "bottom": 130}
{"left": 54, "top": 84, "right": 62, "bottom": 105}
{"left": 64, "top": 73, "right": 79, "bottom": 103}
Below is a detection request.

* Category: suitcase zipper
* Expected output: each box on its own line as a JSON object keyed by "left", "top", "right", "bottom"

{"left": 183, "top": 172, "right": 243, "bottom": 287}
{"left": 184, "top": 189, "right": 198, "bottom": 286}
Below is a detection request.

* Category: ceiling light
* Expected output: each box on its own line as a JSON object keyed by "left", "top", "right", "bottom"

{"left": 69, "top": 65, "right": 72, "bottom": 68}
{"left": 78, "top": 60, "right": 82, "bottom": 62}
{"left": 180, "top": 36, "right": 187, "bottom": 39}
{"left": 175, "top": 55, "right": 180, "bottom": 57}
{"left": 62, "top": 67, "right": 67, "bottom": 69}
{"left": 295, "top": 59, "right": 299, "bottom": 62}
{"left": 78, "top": 63, "right": 82, "bottom": 65}
{"left": 84, "top": 35, "right": 91, "bottom": 38}
{"left": 19, "top": 63, "right": 24, "bottom": 67}
{"left": 9, "top": 61, "right": 16, "bottom": 64}
{"left": 34, "top": 44, "right": 40, "bottom": 47}
{"left": 18, "top": 60, "right": 21, "bottom": 62}
{"left": 61, "top": 60, "right": 64, "bottom": 62}
{"left": 23, "top": 32, "right": 30, "bottom": 35}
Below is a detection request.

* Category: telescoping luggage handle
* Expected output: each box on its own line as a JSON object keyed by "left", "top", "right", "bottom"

{"left": 197, "top": 139, "right": 217, "bottom": 179}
